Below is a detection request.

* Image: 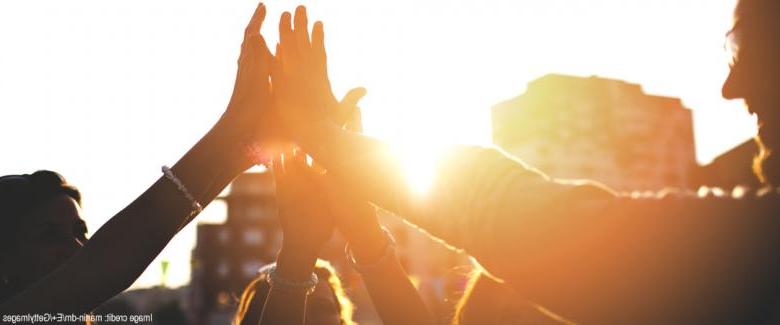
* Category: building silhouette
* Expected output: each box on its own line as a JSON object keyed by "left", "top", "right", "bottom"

{"left": 190, "top": 171, "right": 281, "bottom": 324}
{"left": 492, "top": 74, "right": 697, "bottom": 191}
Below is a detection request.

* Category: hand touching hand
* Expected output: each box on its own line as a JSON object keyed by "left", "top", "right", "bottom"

{"left": 228, "top": 3, "right": 273, "bottom": 114}
{"left": 182, "top": 2, "right": 274, "bottom": 186}
{"left": 212, "top": 2, "right": 279, "bottom": 169}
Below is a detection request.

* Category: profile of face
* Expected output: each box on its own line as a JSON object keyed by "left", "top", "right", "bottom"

{"left": 0, "top": 172, "right": 87, "bottom": 299}
{"left": 722, "top": 0, "right": 780, "bottom": 185}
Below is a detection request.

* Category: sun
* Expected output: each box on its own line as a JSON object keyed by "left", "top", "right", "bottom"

{"left": 390, "top": 140, "right": 449, "bottom": 195}
{"left": 360, "top": 96, "right": 491, "bottom": 196}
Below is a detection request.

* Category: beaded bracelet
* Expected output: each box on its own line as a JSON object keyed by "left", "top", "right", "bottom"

{"left": 266, "top": 265, "right": 319, "bottom": 295}
{"left": 161, "top": 166, "right": 203, "bottom": 215}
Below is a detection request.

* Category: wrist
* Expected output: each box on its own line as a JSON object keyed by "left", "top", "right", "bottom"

{"left": 173, "top": 121, "right": 250, "bottom": 188}
{"left": 345, "top": 225, "right": 388, "bottom": 264}
{"left": 346, "top": 227, "right": 398, "bottom": 273}
{"left": 265, "top": 264, "right": 319, "bottom": 295}
{"left": 204, "top": 119, "right": 257, "bottom": 173}
{"left": 276, "top": 247, "right": 318, "bottom": 282}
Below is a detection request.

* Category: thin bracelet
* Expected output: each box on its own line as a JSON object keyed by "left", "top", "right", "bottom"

{"left": 345, "top": 227, "right": 397, "bottom": 273}
{"left": 266, "top": 265, "right": 319, "bottom": 295}
{"left": 161, "top": 166, "right": 203, "bottom": 215}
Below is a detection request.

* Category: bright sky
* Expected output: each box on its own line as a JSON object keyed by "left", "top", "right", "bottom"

{"left": 0, "top": 0, "right": 754, "bottom": 289}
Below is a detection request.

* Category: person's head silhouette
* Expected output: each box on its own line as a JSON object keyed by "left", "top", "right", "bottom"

{"left": 234, "top": 260, "right": 356, "bottom": 325}
{"left": 0, "top": 171, "right": 86, "bottom": 302}
{"left": 722, "top": 0, "right": 780, "bottom": 186}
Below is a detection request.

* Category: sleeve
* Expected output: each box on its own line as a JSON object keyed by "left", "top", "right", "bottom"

{"left": 391, "top": 145, "right": 780, "bottom": 324}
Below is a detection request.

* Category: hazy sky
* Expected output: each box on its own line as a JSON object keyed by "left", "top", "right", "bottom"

{"left": 0, "top": 0, "right": 753, "bottom": 288}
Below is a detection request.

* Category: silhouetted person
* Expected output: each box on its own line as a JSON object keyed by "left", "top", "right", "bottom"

{"left": 722, "top": 0, "right": 780, "bottom": 187}
{"left": 0, "top": 171, "right": 85, "bottom": 303}
{"left": 265, "top": 1, "right": 780, "bottom": 323}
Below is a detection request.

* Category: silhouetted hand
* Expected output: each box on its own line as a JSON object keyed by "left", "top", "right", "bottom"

{"left": 272, "top": 150, "right": 334, "bottom": 257}
{"left": 212, "top": 2, "right": 276, "bottom": 168}
{"left": 271, "top": 6, "right": 365, "bottom": 141}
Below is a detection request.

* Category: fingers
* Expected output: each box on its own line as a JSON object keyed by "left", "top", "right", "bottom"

{"left": 279, "top": 11, "right": 293, "bottom": 42}
{"left": 335, "top": 87, "right": 367, "bottom": 128}
{"left": 278, "top": 11, "right": 297, "bottom": 62}
{"left": 311, "top": 21, "right": 327, "bottom": 71}
{"left": 240, "top": 2, "right": 268, "bottom": 75}
{"left": 341, "top": 87, "right": 367, "bottom": 108}
{"left": 294, "top": 6, "right": 311, "bottom": 52}
{"left": 245, "top": 2, "right": 266, "bottom": 39}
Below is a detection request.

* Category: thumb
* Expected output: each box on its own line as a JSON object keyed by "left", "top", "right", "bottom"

{"left": 340, "top": 87, "right": 367, "bottom": 108}
{"left": 335, "top": 87, "right": 367, "bottom": 128}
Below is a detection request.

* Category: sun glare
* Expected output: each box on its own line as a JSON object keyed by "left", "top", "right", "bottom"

{"left": 388, "top": 138, "right": 449, "bottom": 194}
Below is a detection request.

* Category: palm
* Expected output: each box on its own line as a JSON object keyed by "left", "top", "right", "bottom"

{"left": 222, "top": 3, "right": 276, "bottom": 146}
{"left": 271, "top": 6, "right": 364, "bottom": 138}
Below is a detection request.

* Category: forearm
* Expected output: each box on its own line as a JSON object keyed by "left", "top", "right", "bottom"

{"left": 358, "top": 255, "right": 434, "bottom": 325}
{"left": 0, "top": 121, "right": 248, "bottom": 314}
{"left": 298, "top": 122, "right": 780, "bottom": 323}
{"left": 342, "top": 216, "right": 434, "bottom": 325}
{"left": 298, "top": 123, "right": 592, "bottom": 275}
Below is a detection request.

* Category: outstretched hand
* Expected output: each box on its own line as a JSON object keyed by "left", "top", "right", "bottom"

{"left": 229, "top": 2, "right": 273, "bottom": 113}
{"left": 209, "top": 2, "right": 278, "bottom": 169}
{"left": 271, "top": 6, "right": 366, "bottom": 143}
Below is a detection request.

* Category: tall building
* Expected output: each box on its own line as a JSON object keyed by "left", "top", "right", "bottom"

{"left": 492, "top": 74, "right": 697, "bottom": 191}
{"left": 190, "top": 172, "right": 281, "bottom": 324}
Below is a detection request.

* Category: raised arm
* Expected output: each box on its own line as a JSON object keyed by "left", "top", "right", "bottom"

{"left": 0, "top": 2, "right": 274, "bottom": 314}
{"left": 288, "top": 119, "right": 780, "bottom": 323}
{"left": 326, "top": 180, "right": 435, "bottom": 325}
{"left": 259, "top": 149, "right": 335, "bottom": 325}
{"left": 325, "top": 81, "right": 434, "bottom": 325}
{"left": 323, "top": 109, "right": 433, "bottom": 325}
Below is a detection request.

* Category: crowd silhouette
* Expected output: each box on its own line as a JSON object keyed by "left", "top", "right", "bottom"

{"left": 2, "top": 0, "right": 780, "bottom": 324}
